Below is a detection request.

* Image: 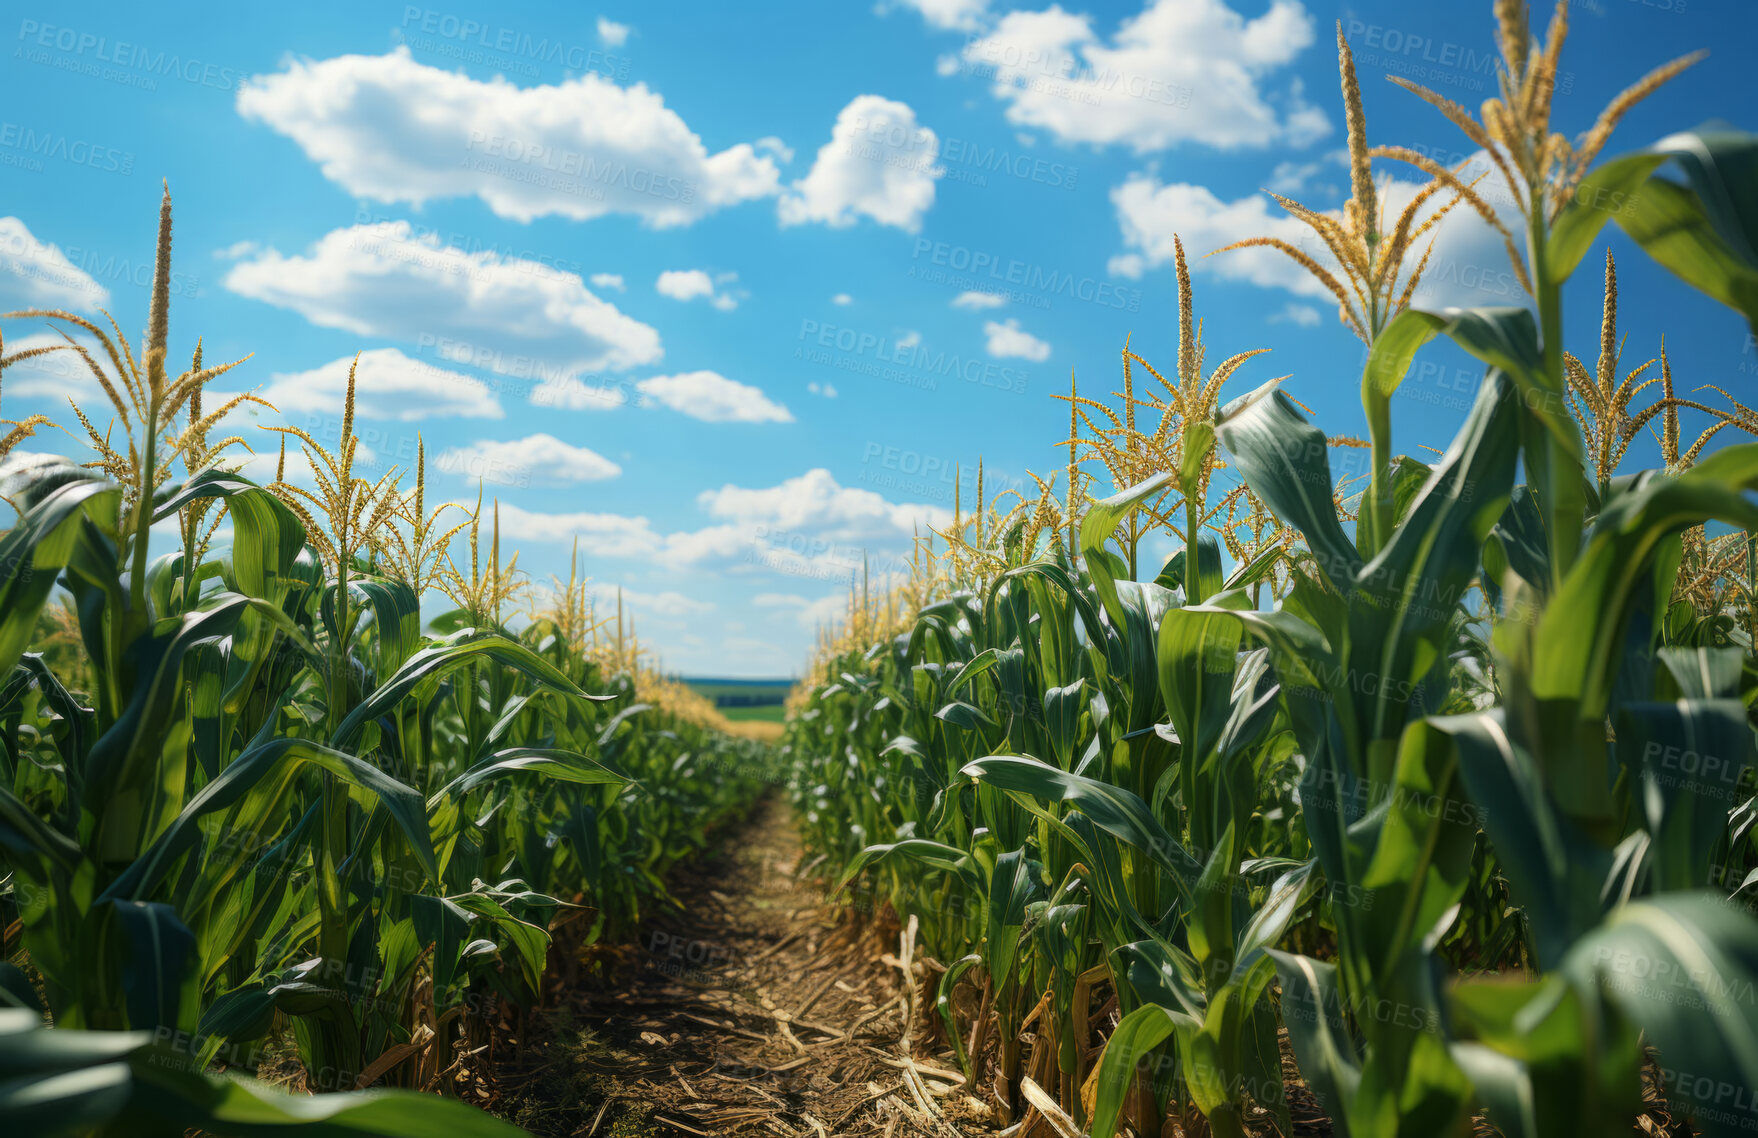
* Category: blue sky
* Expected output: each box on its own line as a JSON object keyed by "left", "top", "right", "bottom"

{"left": 2, "top": 0, "right": 1752, "bottom": 676}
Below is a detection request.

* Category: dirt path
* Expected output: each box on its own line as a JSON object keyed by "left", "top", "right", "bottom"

{"left": 489, "top": 795, "right": 995, "bottom": 1137}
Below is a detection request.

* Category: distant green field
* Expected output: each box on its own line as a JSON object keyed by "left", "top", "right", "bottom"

{"left": 682, "top": 677, "right": 793, "bottom": 716}
{"left": 719, "top": 704, "right": 787, "bottom": 723}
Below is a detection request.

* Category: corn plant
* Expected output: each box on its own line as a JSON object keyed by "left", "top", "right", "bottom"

{"left": 0, "top": 188, "right": 772, "bottom": 1133}
{"left": 788, "top": 5, "right": 1758, "bottom": 1138}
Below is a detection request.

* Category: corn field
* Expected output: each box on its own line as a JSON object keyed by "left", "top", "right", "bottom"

{"left": 0, "top": 191, "right": 774, "bottom": 1133}
{"left": 786, "top": 5, "right": 1758, "bottom": 1136}
{"left": 7, "top": 1, "right": 1758, "bottom": 1136}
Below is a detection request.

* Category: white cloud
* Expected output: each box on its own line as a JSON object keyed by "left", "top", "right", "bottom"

{"left": 983, "top": 318, "right": 1051, "bottom": 361}
{"left": 1108, "top": 174, "right": 1328, "bottom": 295}
{"left": 531, "top": 375, "right": 632, "bottom": 411}
{"left": 242, "top": 348, "right": 502, "bottom": 421}
{"left": 779, "top": 95, "right": 941, "bottom": 233}
{"left": 0, "top": 331, "right": 105, "bottom": 401}
{"left": 224, "top": 222, "right": 661, "bottom": 374}
{"left": 436, "top": 433, "right": 620, "bottom": 485}
{"left": 215, "top": 239, "right": 261, "bottom": 260}
{"left": 697, "top": 467, "right": 945, "bottom": 539}
{"left": 896, "top": 330, "right": 922, "bottom": 350}
{"left": 236, "top": 48, "right": 781, "bottom": 226}
{"left": 0, "top": 217, "right": 109, "bottom": 310}
{"left": 490, "top": 501, "right": 662, "bottom": 558}
{"left": 1267, "top": 156, "right": 1341, "bottom": 195}
{"left": 755, "top": 136, "right": 795, "bottom": 164}
{"left": 951, "top": 290, "right": 1006, "bottom": 309}
{"left": 751, "top": 590, "right": 852, "bottom": 629}
{"left": 667, "top": 468, "right": 950, "bottom": 576}
{"left": 596, "top": 17, "right": 630, "bottom": 46}
{"left": 1107, "top": 153, "right": 1526, "bottom": 312}
{"left": 589, "top": 583, "right": 712, "bottom": 619}
{"left": 1272, "top": 302, "right": 1321, "bottom": 327}
{"left": 590, "top": 272, "right": 625, "bottom": 291}
{"left": 655, "top": 269, "right": 714, "bottom": 302}
{"left": 887, "top": 0, "right": 990, "bottom": 31}
{"left": 797, "top": 593, "right": 852, "bottom": 628}
{"left": 748, "top": 598, "right": 850, "bottom": 633}
{"left": 655, "top": 268, "right": 742, "bottom": 309}
{"left": 958, "top": 0, "right": 1325, "bottom": 153}
{"left": 469, "top": 469, "right": 947, "bottom": 596}
{"left": 637, "top": 371, "right": 792, "bottom": 423}
{"left": 807, "top": 381, "right": 838, "bottom": 398}
{"left": 831, "top": 292, "right": 853, "bottom": 305}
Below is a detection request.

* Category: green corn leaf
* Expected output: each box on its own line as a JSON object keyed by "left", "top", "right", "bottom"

{"left": 836, "top": 838, "right": 983, "bottom": 892}
{"left": 427, "top": 748, "right": 631, "bottom": 807}
{"left": 1089, "top": 1002, "right": 1194, "bottom": 1138}
{"left": 1268, "top": 950, "right": 1361, "bottom": 1137}
{"left": 1080, "top": 471, "right": 1177, "bottom": 632}
{"left": 1533, "top": 444, "right": 1758, "bottom": 715}
{"left": 106, "top": 736, "right": 440, "bottom": 902}
{"left": 0, "top": 479, "right": 120, "bottom": 682}
{"left": 962, "top": 754, "right": 1198, "bottom": 884}
{"left": 1610, "top": 124, "right": 1758, "bottom": 333}
{"left": 331, "top": 632, "right": 613, "bottom": 748}
{"left": 1215, "top": 381, "right": 1359, "bottom": 590}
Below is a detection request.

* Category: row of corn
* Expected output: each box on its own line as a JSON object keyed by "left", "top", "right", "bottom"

{"left": 787, "top": 6, "right": 1758, "bottom": 1136}
{"left": 0, "top": 192, "right": 771, "bottom": 1135}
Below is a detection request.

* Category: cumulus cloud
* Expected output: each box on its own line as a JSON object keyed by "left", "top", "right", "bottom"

{"left": 0, "top": 331, "right": 107, "bottom": 401}
{"left": 530, "top": 375, "right": 633, "bottom": 411}
{"left": 668, "top": 468, "right": 950, "bottom": 576}
{"left": 238, "top": 348, "right": 502, "bottom": 421}
{"left": 957, "top": 0, "right": 1325, "bottom": 152}
{"left": 1271, "top": 302, "right": 1321, "bottom": 327}
{"left": 588, "top": 583, "right": 713, "bottom": 619}
{"left": 831, "top": 292, "right": 852, "bottom": 305}
{"left": 697, "top": 467, "right": 946, "bottom": 539}
{"left": 656, "top": 269, "right": 714, "bottom": 302}
{"left": 983, "top": 318, "right": 1051, "bottom": 361}
{"left": 436, "top": 433, "right": 621, "bottom": 485}
{"left": 951, "top": 290, "right": 1006, "bottom": 309}
{"left": 236, "top": 48, "right": 781, "bottom": 226}
{"left": 779, "top": 95, "right": 941, "bottom": 232}
{"left": 596, "top": 18, "right": 630, "bottom": 46}
{"left": 489, "top": 502, "right": 662, "bottom": 558}
{"left": 590, "top": 272, "right": 626, "bottom": 291}
{"left": 1107, "top": 153, "right": 1527, "bottom": 312}
{"left": 637, "top": 371, "right": 792, "bottom": 423}
{"left": 753, "top": 591, "right": 854, "bottom": 629}
{"left": 224, "top": 222, "right": 662, "bottom": 374}
{"left": 656, "top": 268, "right": 741, "bottom": 310}
{"left": 485, "top": 468, "right": 945, "bottom": 593}
{"left": 807, "top": 381, "right": 838, "bottom": 398}
{"left": 0, "top": 217, "right": 109, "bottom": 310}
{"left": 886, "top": 0, "right": 990, "bottom": 31}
